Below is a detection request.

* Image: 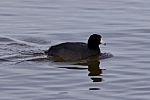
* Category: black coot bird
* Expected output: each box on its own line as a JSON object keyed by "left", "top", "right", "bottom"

{"left": 47, "top": 34, "right": 106, "bottom": 61}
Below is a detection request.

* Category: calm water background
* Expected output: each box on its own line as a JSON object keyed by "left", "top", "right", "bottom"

{"left": 0, "top": 0, "right": 150, "bottom": 100}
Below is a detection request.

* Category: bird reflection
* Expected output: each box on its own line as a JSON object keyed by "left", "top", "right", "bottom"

{"left": 87, "top": 58, "right": 103, "bottom": 82}
{"left": 59, "top": 56, "right": 104, "bottom": 83}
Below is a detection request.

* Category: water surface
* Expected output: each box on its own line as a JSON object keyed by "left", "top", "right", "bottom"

{"left": 0, "top": 0, "right": 150, "bottom": 100}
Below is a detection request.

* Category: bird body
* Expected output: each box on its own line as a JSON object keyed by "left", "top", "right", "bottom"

{"left": 48, "top": 42, "right": 100, "bottom": 61}
{"left": 47, "top": 34, "right": 107, "bottom": 62}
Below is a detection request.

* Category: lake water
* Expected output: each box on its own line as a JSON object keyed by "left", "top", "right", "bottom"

{"left": 0, "top": 0, "right": 150, "bottom": 100}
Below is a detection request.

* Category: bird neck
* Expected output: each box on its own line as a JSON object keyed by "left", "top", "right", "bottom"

{"left": 88, "top": 44, "right": 100, "bottom": 54}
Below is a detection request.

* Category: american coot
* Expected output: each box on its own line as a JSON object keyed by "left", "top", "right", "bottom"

{"left": 47, "top": 34, "right": 106, "bottom": 61}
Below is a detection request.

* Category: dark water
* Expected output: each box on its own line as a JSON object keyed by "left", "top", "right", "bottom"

{"left": 0, "top": 0, "right": 150, "bottom": 100}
